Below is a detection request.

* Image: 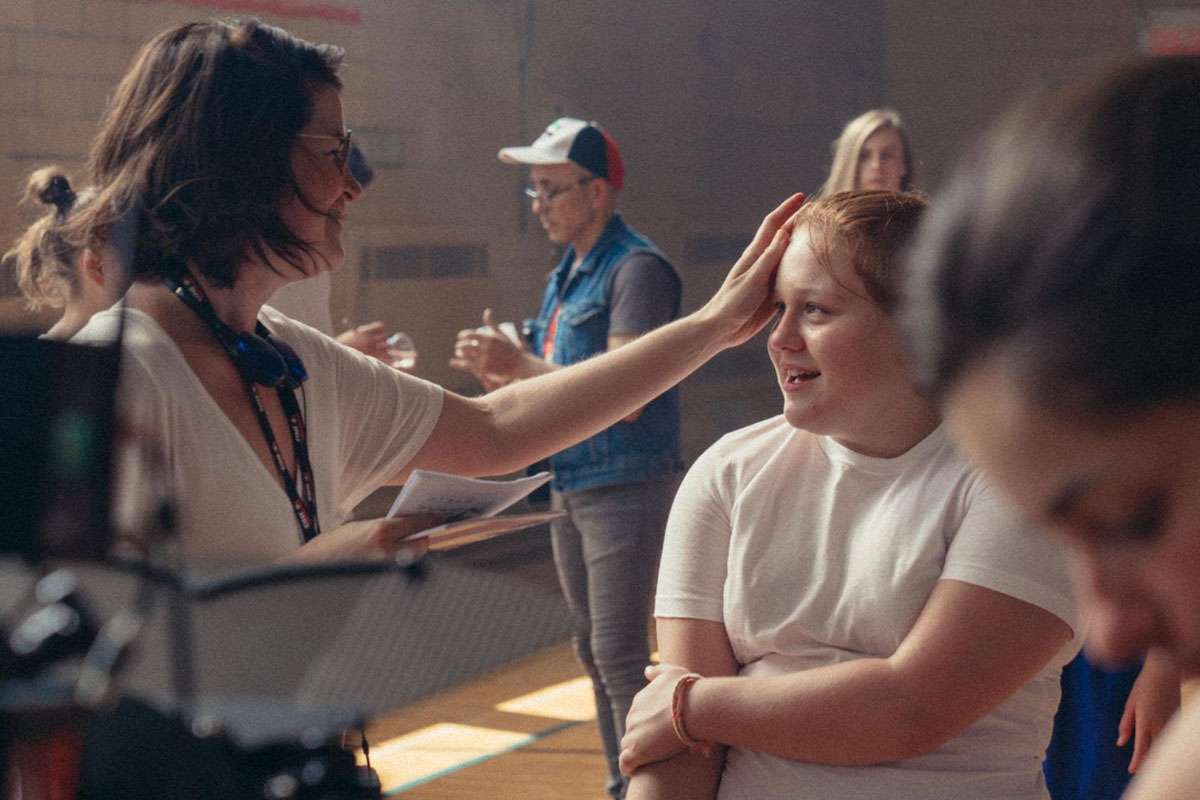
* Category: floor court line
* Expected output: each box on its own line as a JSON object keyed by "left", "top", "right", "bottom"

{"left": 382, "top": 720, "right": 581, "bottom": 795}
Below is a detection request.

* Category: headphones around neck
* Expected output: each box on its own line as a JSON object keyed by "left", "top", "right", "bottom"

{"left": 163, "top": 271, "right": 308, "bottom": 390}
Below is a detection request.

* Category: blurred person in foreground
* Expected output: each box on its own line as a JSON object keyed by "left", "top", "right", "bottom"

{"left": 901, "top": 56, "right": 1199, "bottom": 800}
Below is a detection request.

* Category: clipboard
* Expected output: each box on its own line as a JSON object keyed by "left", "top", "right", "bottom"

{"left": 412, "top": 509, "right": 566, "bottom": 550}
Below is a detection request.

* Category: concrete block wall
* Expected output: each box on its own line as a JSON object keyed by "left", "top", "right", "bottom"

{"left": 17, "top": 2, "right": 1192, "bottom": 458}
{"left": 1, "top": 0, "right": 884, "bottom": 462}
{"left": 884, "top": 0, "right": 1200, "bottom": 190}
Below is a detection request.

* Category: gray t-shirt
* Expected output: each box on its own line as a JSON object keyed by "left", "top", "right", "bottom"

{"left": 609, "top": 252, "right": 680, "bottom": 335}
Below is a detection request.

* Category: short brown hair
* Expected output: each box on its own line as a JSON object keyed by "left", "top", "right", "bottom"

{"left": 790, "top": 190, "right": 928, "bottom": 313}
{"left": 67, "top": 19, "right": 344, "bottom": 288}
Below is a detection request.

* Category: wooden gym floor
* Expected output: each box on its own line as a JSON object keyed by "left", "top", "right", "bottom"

{"left": 366, "top": 642, "right": 609, "bottom": 798}
{"left": 365, "top": 524, "right": 615, "bottom": 798}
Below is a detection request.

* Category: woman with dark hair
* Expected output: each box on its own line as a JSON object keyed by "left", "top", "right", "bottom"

{"left": 620, "top": 191, "right": 1079, "bottom": 800}
{"left": 267, "top": 143, "right": 416, "bottom": 369}
{"left": 902, "top": 56, "right": 1200, "bottom": 799}
{"left": 68, "top": 18, "right": 803, "bottom": 564}
{"left": 3, "top": 167, "right": 122, "bottom": 340}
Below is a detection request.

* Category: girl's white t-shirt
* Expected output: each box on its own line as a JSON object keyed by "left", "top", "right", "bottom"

{"left": 657, "top": 416, "right": 1079, "bottom": 800}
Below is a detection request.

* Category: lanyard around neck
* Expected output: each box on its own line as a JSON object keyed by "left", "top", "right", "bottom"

{"left": 167, "top": 270, "right": 321, "bottom": 542}
{"left": 244, "top": 366, "right": 320, "bottom": 543}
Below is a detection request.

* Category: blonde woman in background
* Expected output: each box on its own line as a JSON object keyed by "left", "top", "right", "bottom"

{"left": 818, "top": 108, "right": 914, "bottom": 196}
{"left": 3, "top": 167, "right": 123, "bottom": 341}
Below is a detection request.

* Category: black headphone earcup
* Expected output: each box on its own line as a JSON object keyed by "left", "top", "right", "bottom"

{"left": 231, "top": 334, "right": 290, "bottom": 388}
{"left": 257, "top": 326, "right": 308, "bottom": 389}
{"left": 165, "top": 271, "right": 308, "bottom": 390}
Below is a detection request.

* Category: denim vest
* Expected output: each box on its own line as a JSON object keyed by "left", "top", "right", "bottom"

{"left": 525, "top": 214, "right": 684, "bottom": 493}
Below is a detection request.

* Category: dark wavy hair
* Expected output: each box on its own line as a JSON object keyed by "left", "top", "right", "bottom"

{"left": 903, "top": 57, "right": 1200, "bottom": 414}
{"left": 66, "top": 19, "right": 344, "bottom": 288}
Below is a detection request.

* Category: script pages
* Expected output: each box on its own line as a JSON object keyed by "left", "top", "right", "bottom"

{"left": 387, "top": 469, "right": 564, "bottom": 549}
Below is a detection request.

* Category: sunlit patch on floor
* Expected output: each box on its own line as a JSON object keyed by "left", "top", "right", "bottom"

{"left": 494, "top": 675, "right": 597, "bottom": 721}
{"left": 364, "top": 722, "right": 533, "bottom": 792}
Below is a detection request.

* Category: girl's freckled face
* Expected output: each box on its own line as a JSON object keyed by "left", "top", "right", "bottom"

{"left": 768, "top": 227, "right": 913, "bottom": 454}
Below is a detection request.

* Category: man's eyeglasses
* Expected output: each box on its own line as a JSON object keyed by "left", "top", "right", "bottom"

{"left": 524, "top": 177, "right": 594, "bottom": 204}
{"left": 297, "top": 129, "right": 353, "bottom": 173}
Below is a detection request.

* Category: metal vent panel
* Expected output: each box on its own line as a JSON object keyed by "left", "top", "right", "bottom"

{"left": 363, "top": 243, "right": 489, "bottom": 280}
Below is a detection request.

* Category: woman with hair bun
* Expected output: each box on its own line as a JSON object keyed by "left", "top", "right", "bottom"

{"left": 3, "top": 167, "right": 123, "bottom": 340}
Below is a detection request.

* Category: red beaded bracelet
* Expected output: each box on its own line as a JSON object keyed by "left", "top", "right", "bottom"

{"left": 671, "top": 673, "right": 715, "bottom": 756}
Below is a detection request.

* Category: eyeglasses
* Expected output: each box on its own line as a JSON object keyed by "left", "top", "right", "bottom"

{"left": 523, "top": 177, "right": 594, "bottom": 204}
{"left": 297, "top": 129, "right": 353, "bottom": 173}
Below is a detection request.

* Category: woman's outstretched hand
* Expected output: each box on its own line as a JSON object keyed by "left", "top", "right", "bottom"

{"left": 620, "top": 663, "right": 701, "bottom": 776}
{"left": 695, "top": 192, "right": 804, "bottom": 348}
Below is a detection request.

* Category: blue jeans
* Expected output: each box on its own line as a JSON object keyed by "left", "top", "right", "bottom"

{"left": 1044, "top": 652, "right": 1139, "bottom": 800}
{"left": 551, "top": 475, "right": 680, "bottom": 799}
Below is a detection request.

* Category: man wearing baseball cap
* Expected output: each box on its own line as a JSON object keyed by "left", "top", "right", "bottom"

{"left": 452, "top": 117, "right": 683, "bottom": 799}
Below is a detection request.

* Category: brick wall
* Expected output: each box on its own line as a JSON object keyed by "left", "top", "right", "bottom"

{"left": 8, "top": 0, "right": 1197, "bottom": 463}
{"left": 1, "top": 0, "right": 887, "bottom": 460}
{"left": 884, "top": 0, "right": 1200, "bottom": 190}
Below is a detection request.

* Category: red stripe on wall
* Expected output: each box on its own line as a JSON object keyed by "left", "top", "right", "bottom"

{"left": 143, "top": 0, "right": 363, "bottom": 25}
{"left": 1146, "top": 27, "right": 1200, "bottom": 54}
